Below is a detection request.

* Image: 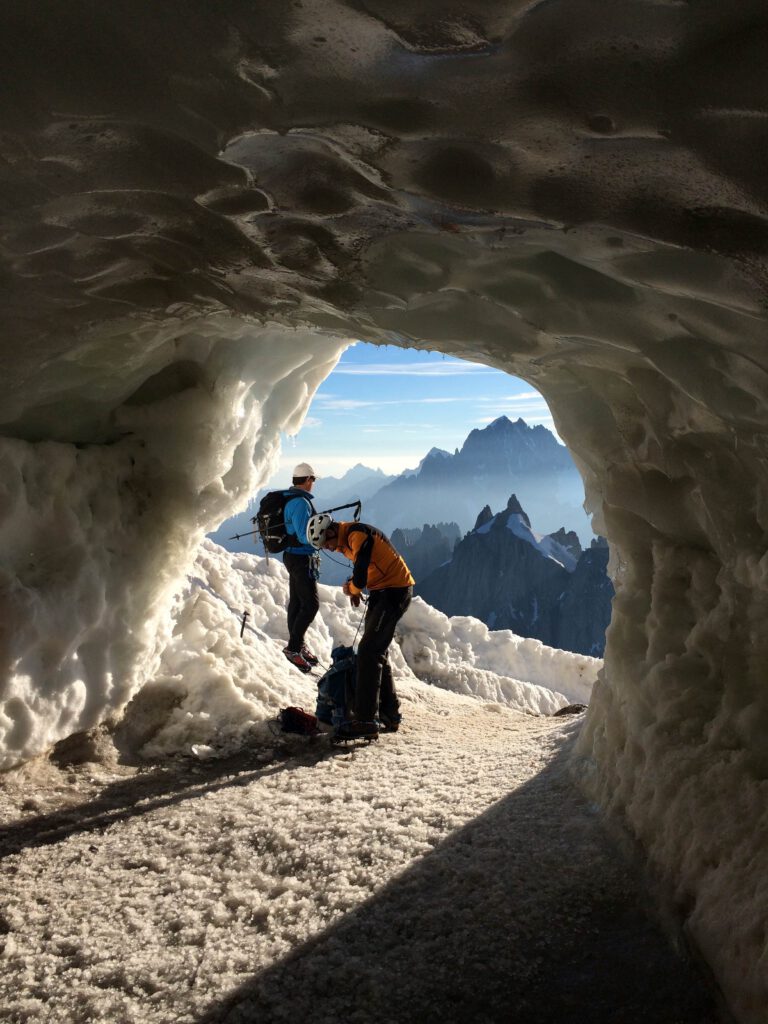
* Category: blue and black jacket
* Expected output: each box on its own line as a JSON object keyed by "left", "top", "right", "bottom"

{"left": 283, "top": 488, "right": 316, "bottom": 556}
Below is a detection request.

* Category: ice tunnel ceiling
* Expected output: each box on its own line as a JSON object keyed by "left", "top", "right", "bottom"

{"left": 2, "top": 0, "right": 768, "bottom": 445}
{"left": 1, "top": 3, "right": 768, "bottom": 1022}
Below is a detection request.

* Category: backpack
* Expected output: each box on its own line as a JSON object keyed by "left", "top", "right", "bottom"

{"left": 315, "top": 646, "right": 355, "bottom": 728}
{"left": 253, "top": 490, "right": 314, "bottom": 553}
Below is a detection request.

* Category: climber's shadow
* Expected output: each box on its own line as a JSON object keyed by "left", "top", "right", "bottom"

{"left": 0, "top": 736, "right": 332, "bottom": 860}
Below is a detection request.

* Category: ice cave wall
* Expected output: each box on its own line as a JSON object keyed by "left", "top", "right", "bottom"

{"left": 1, "top": 2, "right": 768, "bottom": 1020}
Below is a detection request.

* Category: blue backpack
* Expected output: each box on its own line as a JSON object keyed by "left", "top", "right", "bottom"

{"left": 316, "top": 646, "right": 355, "bottom": 728}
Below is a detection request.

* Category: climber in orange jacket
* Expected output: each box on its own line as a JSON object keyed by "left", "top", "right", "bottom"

{"left": 307, "top": 515, "right": 414, "bottom": 740}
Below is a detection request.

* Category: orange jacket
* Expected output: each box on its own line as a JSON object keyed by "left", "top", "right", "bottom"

{"left": 335, "top": 522, "right": 414, "bottom": 595}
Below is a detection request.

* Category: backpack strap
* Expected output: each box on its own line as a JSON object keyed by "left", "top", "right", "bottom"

{"left": 284, "top": 490, "right": 316, "bottom": 511}
{"left": 347, "top": 523, "right": 377, "bottom": 589}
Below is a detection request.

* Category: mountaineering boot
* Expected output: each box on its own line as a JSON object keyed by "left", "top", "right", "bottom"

{"left": 283, "top": 647, "right": 313, "bottom": 674}
{"left": 333, "top": 719, "right": 379, "bottom": 742}
{"left": 378, "top": 712, "right": 402, "bottom": 734}
{"left": 300, "top": 645, "right": 319, "bottom": 667}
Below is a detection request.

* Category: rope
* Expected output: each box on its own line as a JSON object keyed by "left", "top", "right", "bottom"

{"left": 189, "top": 569, "right": 368, "bottom": 674}
{"left": 350, "top": 600, "right": 367, "bottom": 647}
{"left": 321, "top": 550, "right": 354, "bottom": 570}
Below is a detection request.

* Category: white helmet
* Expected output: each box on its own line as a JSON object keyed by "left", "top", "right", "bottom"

{"left": 307, "top": 513, "right": 333, "bottom": 549}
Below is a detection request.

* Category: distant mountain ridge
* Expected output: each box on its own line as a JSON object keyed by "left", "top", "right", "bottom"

{"left": 310, "top": 463, "right": 396, "bottom": 508}
{"left": 212, "top": 416, "right": 592, "bottom": 559}
{"left": 363, "top": 416, "right": 591, "bottom": 541}
{"left": 416, "top": 494, "right": 612, "bottom": 657}
{"left": 391, "top": 522, "right": 461, "bottom": 583}
{"left": 459, "top": 416, "right": 573, "bottom": 473}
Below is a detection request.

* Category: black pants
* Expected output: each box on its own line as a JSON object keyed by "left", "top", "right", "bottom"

{"left": 354, "top": 586, "right": 412, "bottom": 722}
{"left": 283, "top": 552, "right": 319, "bottom": 652}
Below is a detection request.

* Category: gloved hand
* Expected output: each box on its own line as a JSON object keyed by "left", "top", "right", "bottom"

{"left": 350, "top": 593, "right": 361, "bottom": 608}
{"left": 342, "top": 580, "right": 352, "bottom": 596}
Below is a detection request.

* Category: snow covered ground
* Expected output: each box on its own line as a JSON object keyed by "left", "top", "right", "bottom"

{"left": 126, "top": 540, "right": 598, "bottom": 764}
{"left": 0, "top": 694, "right": 719, "bottom": 1024}
{"left": 0, "top": 544, "right": 720, "bottom": 1023}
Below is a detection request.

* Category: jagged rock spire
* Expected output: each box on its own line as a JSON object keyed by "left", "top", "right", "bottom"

{"left": 506, "top": 494, "right": 531, "bottom": 527}
{"left": 474, "top": 505, "right": 494, "bottom": 530}
{"left": 547, "top": 527, "right": 583, "bottom": 560}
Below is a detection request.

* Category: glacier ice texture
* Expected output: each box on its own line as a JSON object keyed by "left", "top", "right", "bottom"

{"left": 1, "top": 4, "right": 767, "bottom": 1020}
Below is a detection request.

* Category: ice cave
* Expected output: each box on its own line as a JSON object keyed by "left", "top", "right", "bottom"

{"left": 1, "top": 3, "right": 767, "bottom": 1020}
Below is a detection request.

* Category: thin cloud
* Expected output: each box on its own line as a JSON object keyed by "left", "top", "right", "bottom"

{"left": 418, "top": 397, "right": 469, "bottom": 404}
{"left": 316, "top": 395, "right": 488, "bottom": 410}
{"left": 486, "top": 391, "right": 543, "bottom": 402}
{"left": 314, "top": 398, "right": 378, "bottom": 410}
{"left": 333, "top": 361, "right": 498, "bottom": 376}
{"left": 473, "top": 398, "right": 547, "bottom": 410}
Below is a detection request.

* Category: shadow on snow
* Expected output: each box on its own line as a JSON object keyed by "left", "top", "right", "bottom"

{"left": 0, "top": 731, "right": 730, "bottom": 1023}
{"left": 193, "top": 737, "right": 727, "bottom": 1024}
{"left": 0, "top": 739, "right": 334, "bottom": 860}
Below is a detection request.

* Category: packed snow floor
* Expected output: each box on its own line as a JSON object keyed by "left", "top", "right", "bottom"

{"left": 0, "top": 688, "right": 723, "bottom": 1024}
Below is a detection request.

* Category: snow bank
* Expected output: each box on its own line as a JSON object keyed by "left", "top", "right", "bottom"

{"left": 0, "top": 325, "right": 348, "bottom": 770}
{"left": 399, "top": 598, "right": 596, "bottom": 710}
{"left": 131, "top": 541, "right": 595, "bottom": 759}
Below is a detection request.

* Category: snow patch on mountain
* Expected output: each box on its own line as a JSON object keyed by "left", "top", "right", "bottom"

{"left": 476, "top": 510, "right": 578, "bottom": 572}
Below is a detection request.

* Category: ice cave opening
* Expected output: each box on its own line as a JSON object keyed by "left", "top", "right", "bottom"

{"left": 2, "top": 296, "right": 765, "bottom": 1020}
{"left": 2, "top": 2, "right": 768, "bottom": 1020}
{"left": 208, "top": 343, "right": 612, "bottom": 667}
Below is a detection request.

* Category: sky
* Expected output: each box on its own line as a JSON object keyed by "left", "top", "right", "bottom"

{"left": 274, "top": 342, "right": 557, "bottom": 482}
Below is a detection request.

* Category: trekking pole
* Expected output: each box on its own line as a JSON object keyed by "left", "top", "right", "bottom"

{"left": 229, "top": 526, "right": 261, "bottom": 541}
{"left": 240, "top": 610, "right": 249, "bottom": 638}
{"left": 318, "top": 500, "right": 362, "bottom": 521}
{"left": 230, "top": 500, "right": 361, "bottom": 547}
{"left": 231, "top": 501, "right": 361, "bottom": 542}
{"left": 350, "top": 596, "right": 368, "bottom": 647}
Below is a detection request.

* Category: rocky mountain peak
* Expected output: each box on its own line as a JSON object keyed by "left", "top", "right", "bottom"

{"left": 474, "top": 505, "right": 494, "bottom": 530}
{"left": 505, "top": 493, "right": 531, "bottom": 527}
{"left": 546, "top": 527, "right": 583, "bottom": 561}
{"left": 416, "top": 499, "right": 613, "bottom": 657}
{"left": 457, "top": 416, "right": 571, "bottom": 475}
